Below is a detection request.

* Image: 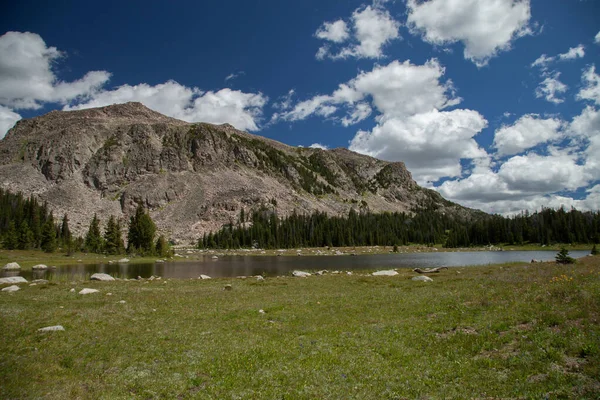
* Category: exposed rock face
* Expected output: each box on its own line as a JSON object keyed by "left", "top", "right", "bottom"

{"left": 0, "top": 102, "right": 479, "bottom": 243}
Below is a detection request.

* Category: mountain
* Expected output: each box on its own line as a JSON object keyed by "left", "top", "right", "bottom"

{"left": 0, "top": 102, "right": 481, "bottom": 243}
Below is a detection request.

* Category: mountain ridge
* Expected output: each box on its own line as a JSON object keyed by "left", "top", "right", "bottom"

{"left": 0, "top": 102, "right": 482, "bottom": 243}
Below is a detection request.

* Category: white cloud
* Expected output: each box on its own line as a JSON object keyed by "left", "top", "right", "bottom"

{"left": 309, "top": 143, "right": 329, "bottom": 150}
{"left": 278, "top": 59, "right": 460, "bottom": 125}
{"left": 315, "top": 20, "right": 350, "bottom": 43}
{"left": 66, "top": 83, "right": 268, "bottom": 132}
{"left": 0, "top": 105, "right": 21, "bottom": 139}
{"left": 493, "top": 114, "right": 564, "bottom": 156}
{"left": 595, "top": 31, "right": 600, "bottom": 44}
{"left": 558, "top": 44, "right": 585, "bottom": 61}
{"left": 577, "top": 65, "right": 600, "bottom": 105}
{"left": 341, "top": 102, "right": 372, "bottom": 126}
{"left": 273, "top": 89, "right": 295, "bottom": 111}
{"left": 531, "top": 54, "right": 554, "bottom": 69}
{"left": 349, "top": 109, "right": 488, "bottom": 183}
{"left": 534, "top": 72, "right": 567, "bottom": 104}
{"left": 0, "top": 31, "right": 110, "bottom": 110}
{"left": 225, "top": 71, "right": 244, "bottom": 82}
{"left": 316, "top": 4, "right": 400, "bottom": 60}
{"left": 436, "top": 105, "right": 600, "bottom": 214}
{"left": 406, "top": 0, "right": 532, "bottom": 66}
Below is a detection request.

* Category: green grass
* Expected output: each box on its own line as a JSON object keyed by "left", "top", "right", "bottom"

{"left": 1, "top": 256, "right": 599, "bottom": 399}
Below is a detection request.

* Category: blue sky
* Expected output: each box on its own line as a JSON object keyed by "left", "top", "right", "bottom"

{"left": 1, "top": 0, "right": 599, "bottom": 214}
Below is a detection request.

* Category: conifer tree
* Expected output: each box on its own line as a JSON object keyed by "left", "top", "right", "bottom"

{"left": 18, "top": 220, "right": 34, "bottom": 250}
{"left": 155, "top": 234, "right": 171, "bottom": 258}
{"left": 104, "top": 215, "right": 125, "bottom": 254}
{"left": 40, "top": 213, "right": 57, "bottom": 253}
{"left": 3, "top": 221, "right": 18, "bottom": 250}
{"left": 84, "top": 214, "right": 103, "bottom": 253}
{"left": 127, "top": 204, "right": 156, "bottom": 255}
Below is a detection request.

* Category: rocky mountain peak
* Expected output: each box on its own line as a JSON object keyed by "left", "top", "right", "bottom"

{"left": 0, "top": 104, "right": 478, "bottom": 243}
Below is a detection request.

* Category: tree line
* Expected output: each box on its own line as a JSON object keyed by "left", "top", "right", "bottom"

{"left": 200, "top": 206, "right": 600, "bottom": 250}
{"left": 0, "top": 189, "right": 171, "bottom": 256}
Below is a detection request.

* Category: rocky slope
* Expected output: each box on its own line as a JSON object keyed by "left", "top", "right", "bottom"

{"left": 0, "top": 102, "right": 480, "bottom": 243}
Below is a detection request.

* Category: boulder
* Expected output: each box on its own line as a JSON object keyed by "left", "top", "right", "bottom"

{"left": 79, "top": 288, "right": 99, "bottom": 295}
{"left": 2, "top": 285, "right": 20, "bottom": 292}
{"left": 372, "top": 270, "right": 398, "bottom": 276}
{"left": 90, "top": 273, "right": 116, "bottom": 281}
{"left": 32, "top": 264, "right": 48, "bottom": 270}
{"left": 38, "top": 325, "right": 65, "bottom": 332}
{"left": 2, "top": 262, "right": 20, "bottom": 270}
{"left": 292, "top": 270, "right": 311, "bottom": 278}
{"left": 255, "top": 275, "right": 265, "bottom": 281}
{"left": 0, "top": 276, "right": 28, "bottom": 284}
{"left": 412, "top": 276, "right": 433, "bottom": 282}
{"left": 315, "top": 270, "right": 329, "bottom": 276}
{"left": 31, "top": 279, "right": 49, "bottom": 284}
{"left": 199, "top": 274, "right": 211, "bottom": 280}
{"left": 118, "top": 258, "right": 130, "bottom": 263}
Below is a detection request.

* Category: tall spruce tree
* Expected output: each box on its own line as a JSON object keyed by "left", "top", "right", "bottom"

{"left": 84, "top": 214, "right": 103, "bottom": 253}
{"left": 18, "top": 220, "right": 34, "bottom": 250}
{"left": 40, "top": 213, "right": 57, "bottom": 253}
{"left": 3, "top": 221, "right": 18, "bottom": 250}
{"left": 104, "top": 215, "right": 125, "bottom": 255}
{"left": 127, "top": 204, "right": 156, "bottom": 255}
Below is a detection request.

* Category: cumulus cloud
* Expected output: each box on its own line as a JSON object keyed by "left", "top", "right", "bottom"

{"left": 437, "top": 106, "right": 600, "bottom": 214}
{"left": 315, "top": 4, "right": 400, "bottom": 60}
{"left": 406, "top": 0, "right": 532, "bottom": 66}
{"left": 66, "top": 83, "right": 268, "bottom": 132}
{"left": 0, "top": 31, "right": 268, "bottom": 134}
{"left": 0, "top": 105, "right": 21, "bottom": 139}
{"left": 0, "top": 31, "right": 110, "bottom": 110}
{"left": 493, "top": 114, "right": 564, "bottom": 156}
{"left": 278, "top": 59, "right": 460, "bottom": 124}
{"left": 534, "top": 72, "right": 567, "bottom": 104}
{"left": 558, "top": 44, "right": 585, "bottom": 61}
{"left": 309, "top": 143, "right": 329, "bottom": 150}
{"left": 596, "top": 31, "right": 600, "bottom": 44}
{"left": 341, "top": 102, "right": 372, "bottom": 126}
{"left": 315, "top": 20, "right": 350, "bottom": 43}
{"left": 577, "top": 65, "right": 600, "bottom": 105}
{"left": 350, "top": 109, "right": 488, "bottom": 183}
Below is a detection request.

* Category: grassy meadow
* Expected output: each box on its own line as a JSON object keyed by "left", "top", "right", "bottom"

{"left": 1, "top": 254, "right": 599, "bottom": 399}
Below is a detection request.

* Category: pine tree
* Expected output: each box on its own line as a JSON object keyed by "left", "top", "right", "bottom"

{"left": 40, "top": 213, "right": 57, "bottom": 253}
{"left": 84, "top": 214, "right": 103, "bottom": 253}
{"left": 3, "top": 221, "right": 18, "bottom": 250}
{"left": 155, "top": 235, "right": 171, "bottom": 258}
{"left": 104, "top": 215, "right": 125, "bottom": 255}
{"left": 555, "top": 247, "right": 575, "bottom": 264}
{"left": 127, "top": 204, "right": 156, "bottom": 255}
{"left": 18, "top": 220, "right": 34, "bottom": 250}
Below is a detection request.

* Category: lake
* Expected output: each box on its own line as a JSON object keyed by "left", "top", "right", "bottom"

{"left": 6, "top": 250, "right": 590, "bottom": 280}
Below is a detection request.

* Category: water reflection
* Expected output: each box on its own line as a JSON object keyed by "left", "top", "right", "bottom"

{"left": 3, "top": 250, "right": 590, "bottom": 281}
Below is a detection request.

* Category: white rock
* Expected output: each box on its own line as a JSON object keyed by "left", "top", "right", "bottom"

{"left": 412, "top": 276, "right": 433, "bottom": 282}
{"left": 90, "top": 273, "right": 116, "bottom": 281}
{"left": 155, "top": 259, "right": 165, "bottom": 263}
{"left": 118, "top": 258, "right": 130, "bottom": 263}
{"left": 79, "top": 288, "right": 99, "bottom": 295}
{"left": 0, "top": 276, "right": 28, "bottom": 284}
{"left": 118, "top": 300, "right": 126, "bottom": 304}
{"left": 259, "top": 309, "right": 266, "bottom": 314}
{"left": 38, "top": 325, "right": 65, "bottom": 332}
{"left": 315, "top": 270, "right": 328, "bottom": 276}
{"left": 31, "top": 279, "right": 49, "bottom": 284}
{"left": 292, "top": 270, "right": 311, "bottom": 278}
{"left": 69, "top": 288, "right": 75, "bottom": 293}
{"left": 32, "top": 264, "right": 48, "bottom": 270}
{"left": 2, "top": 262, "right": 20, "bottom": 270}
{"left": 199, "top": 274, "right": 211, "bottom": 280}
{"left": 106, "top": 293, "right": 113, "bottom": 296}
{"left": 255, "top": 275, "right": 265, "bottom": 281}
{"left": 372, "top": 270, "right": 398, "bottom": 276}
{"left": 211, "top": 256, "right": 218, "bottom": 259}
{"left": 347, "top": 271, "right": 353, "bottom": 275}
{"left": 2, "top": 285, "right": 20, "bottom": 292}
